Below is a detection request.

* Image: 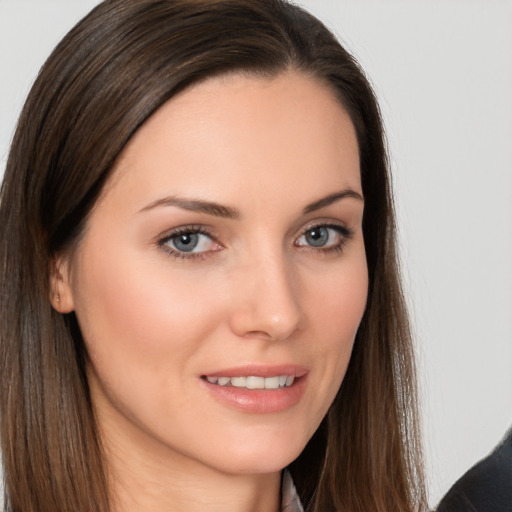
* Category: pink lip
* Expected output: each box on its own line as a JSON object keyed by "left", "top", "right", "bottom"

{"left": 200, "top": 364, "right": 309, "bottom": 414}
{"left": 202, "top": 364, "right": 309, "bottom": 378}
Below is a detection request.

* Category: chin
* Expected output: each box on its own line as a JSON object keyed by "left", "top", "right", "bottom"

{"left": 198, "top": 427, "right": 311, "bottom": 476}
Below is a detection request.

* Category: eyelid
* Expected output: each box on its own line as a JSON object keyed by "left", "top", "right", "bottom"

{"left": 157, "top": 224, "right": 215, "bottom": 243}
{"left": 157, "top": 224, "right": 223, "bottom": 260}
{"left": 294, "top": 221, "right": 354, "bottom": 251}
{"left": 297, "top": 219, "right": 353, "bottom": 238}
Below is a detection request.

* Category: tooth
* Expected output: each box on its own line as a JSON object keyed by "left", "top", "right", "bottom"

{"left": 230, "top": 376, "right": 246, "bottom": 388}
{"left": 210, "top": 375, "right": 294, "bottom": 389}
{"left": 264, "top": 376, "right": 280, "bottom": 389}
{"left": 217, "top": 377, "right": 230, "bottom": 386}
{"left": 246, "top": 376, "right": 265, "bottom": 389}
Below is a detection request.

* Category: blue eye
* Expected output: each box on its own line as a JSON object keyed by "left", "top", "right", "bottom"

{"left": 171, "top": 232, "right": 201, "bottom": 252}
{"left": 160, "top": 228, "right": 220, "bottom": 258}
{"left": 304, "top": 226, "right": 330, "bottom": 247}
{"left": 296, "top": 224, "right": 352, "bottom": 251}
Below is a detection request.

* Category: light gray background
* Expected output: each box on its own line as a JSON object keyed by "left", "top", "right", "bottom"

{"left": 1, "top": 0, "right": 511, "bottom": 507}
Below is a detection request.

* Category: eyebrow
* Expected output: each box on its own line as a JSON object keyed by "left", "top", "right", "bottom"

{"left": 302, "top": 189, "right": 364, "bottom": 214}
{"left": 139, "top": 196, "right": 241, "bottom": 219}
{"left": 138, "top": 189, "right": 363, "bottom": 219}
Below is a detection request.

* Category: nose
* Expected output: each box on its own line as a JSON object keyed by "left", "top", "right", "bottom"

{"left": 228, "top": 252, "right": 303, "bottom": 341}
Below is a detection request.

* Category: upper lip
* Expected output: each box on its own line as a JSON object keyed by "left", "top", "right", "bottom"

{"left": 202, "top": 364, "right": 309, "bottom": 378}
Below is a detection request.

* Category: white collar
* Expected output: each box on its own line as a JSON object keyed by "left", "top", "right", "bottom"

{"left": 281, "top": 470, "right": 305, "bottom": 512}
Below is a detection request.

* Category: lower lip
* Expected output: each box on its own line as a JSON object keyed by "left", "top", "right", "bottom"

{"left": 202, "top": 376, "right": 307, "bottom": 414}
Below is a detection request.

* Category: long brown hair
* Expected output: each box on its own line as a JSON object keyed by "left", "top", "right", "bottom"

{"left": 0, "top": 1, "right": 427, "bottom": 510}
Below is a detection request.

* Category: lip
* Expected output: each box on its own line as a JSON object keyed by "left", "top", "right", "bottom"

{"left": 201, "top": 364, "right": 309, "bottom": 414}
{"left": 202, "top": 364, "right": 309, "bottom": 378}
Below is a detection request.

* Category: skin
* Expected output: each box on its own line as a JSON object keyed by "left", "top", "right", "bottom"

{"left": 54, "top": 70, "right": 368, "bottom": 512}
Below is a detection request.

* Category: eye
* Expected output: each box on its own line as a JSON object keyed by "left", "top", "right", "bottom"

{"left": 159, "top": 227, "right": 221, "bottom": 259}
{"left": 295, "top": 224, "right": 352, "bottom": 251}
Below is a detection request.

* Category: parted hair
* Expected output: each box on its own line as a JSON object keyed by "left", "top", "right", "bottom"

{"left": 0, "top": 1, "right": 427, "bottom": 511}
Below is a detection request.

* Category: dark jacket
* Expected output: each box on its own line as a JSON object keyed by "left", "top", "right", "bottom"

{"left": 437, "top": 428, "right": 512, "bottom": 512}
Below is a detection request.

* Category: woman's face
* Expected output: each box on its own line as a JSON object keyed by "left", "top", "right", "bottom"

{"left": 59, "top": 71, "right": 368, "bottom": 476}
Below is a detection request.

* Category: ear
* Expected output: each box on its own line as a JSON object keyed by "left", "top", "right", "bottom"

{"left": 50, "top": 254, "right": 75, "bottom": 313}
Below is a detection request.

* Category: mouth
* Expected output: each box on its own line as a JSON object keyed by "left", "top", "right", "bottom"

{"left": 200, "top": 366, "right": 308, "bottom": 413}
{"left": 201, "top": 375, "right": 296, "bottom": 389}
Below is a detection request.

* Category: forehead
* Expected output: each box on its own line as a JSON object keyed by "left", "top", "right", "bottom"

{"left": 101, "top": 70, "right": 361, "bottom": 213}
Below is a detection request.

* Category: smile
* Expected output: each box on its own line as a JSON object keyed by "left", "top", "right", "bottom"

{"left": 202, "top": 373, "right": 307, "bottom": 413}
{"left": 205, "top": 375, "right": 295, "bottom": 389}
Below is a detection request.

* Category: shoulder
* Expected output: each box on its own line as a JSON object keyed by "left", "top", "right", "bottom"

{"left": 437, "top": 428, "right": 512, "bottom": 512}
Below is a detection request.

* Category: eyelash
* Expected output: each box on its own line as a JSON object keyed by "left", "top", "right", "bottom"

{"left": 157, "top": 225, "right": 219, "bottom": 261}
{"left": 157, "top": 222, "right": 354, "bottom": 261}
{"left": 294, "top": 223, "right": 354, "bottom": 255}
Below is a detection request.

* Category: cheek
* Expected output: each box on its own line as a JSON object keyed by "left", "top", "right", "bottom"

{"left": 330, "top": 260, "right": 368, "bottom": 369}
{"left": 297, "top": 249, "right": 368, "bottom": 430}
{"left": 71, "top": 246, "right": 234, "bottom": 446}
{"left": 71, "top": 243, "right": 225, "bottom": 389}
{"left": 307, "top": 248, "right": 368, "bottom": 349}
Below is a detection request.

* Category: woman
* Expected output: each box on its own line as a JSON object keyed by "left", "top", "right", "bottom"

{"left": 0, "top": 1, "right": 427, "bottom": 511}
